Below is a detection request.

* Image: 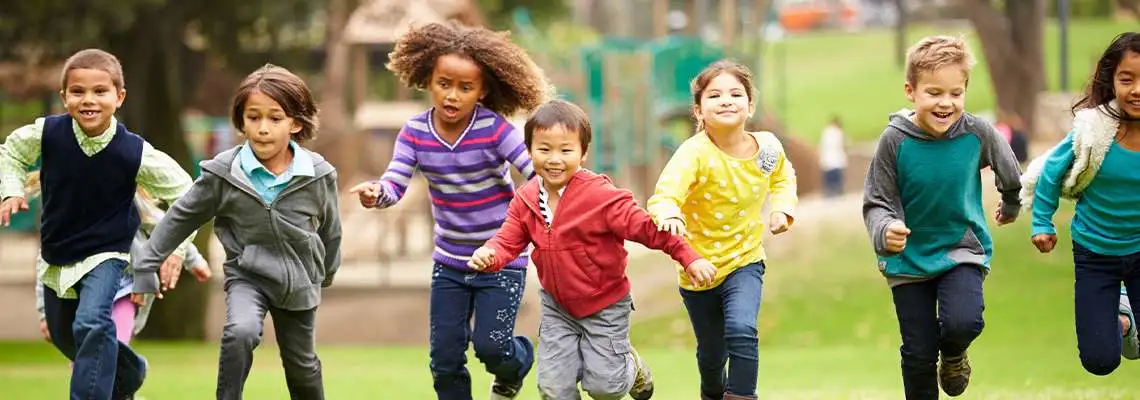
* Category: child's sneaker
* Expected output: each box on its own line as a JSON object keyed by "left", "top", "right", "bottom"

{"left": 489, "top": 336, "right": 534, "bottom": 400}
{"left": 1122, "top": 309, "right": 1140, "bottom": 360}
{"left": 938, "top": 351, "right": 971, "bottom": 397}
{"left": 629, "top": 346, "right": 654, "bottom": 400}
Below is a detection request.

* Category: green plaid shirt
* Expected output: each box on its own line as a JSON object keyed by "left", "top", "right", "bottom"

{"left": 0, "top": 117, "right": 194, "bottom": 299}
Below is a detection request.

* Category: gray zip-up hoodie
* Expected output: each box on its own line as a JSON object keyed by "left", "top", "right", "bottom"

{"left": 134, "top": 146, "right": 342, "bottom": 310}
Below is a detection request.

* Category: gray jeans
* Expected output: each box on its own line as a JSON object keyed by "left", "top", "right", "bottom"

{"left": 537, "top": 290, "right": 636, "bottom": 400}
{"left": 218, "top": 280, "right": 323, "bottom": 400}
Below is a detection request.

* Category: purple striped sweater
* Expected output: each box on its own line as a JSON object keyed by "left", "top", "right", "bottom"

{"left": 374, "top": 106, "right": 535, "bottom": 271}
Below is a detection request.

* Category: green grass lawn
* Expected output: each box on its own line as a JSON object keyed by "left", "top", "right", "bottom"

{"left": 761, "top": 19, "right": 1135, "bottom": 144}
{"left": 3, "top": 204, "right": 1139, "bottom": 398}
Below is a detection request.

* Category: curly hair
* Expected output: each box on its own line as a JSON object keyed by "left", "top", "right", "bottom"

{"left": 386, "top": 21, "right": 553, "bottom": 117}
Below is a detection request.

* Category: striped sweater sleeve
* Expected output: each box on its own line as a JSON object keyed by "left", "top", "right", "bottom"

{"left": 496, "top": 123, "right": 535, "bottom": 179}
{"left": 374, "top": 128, "right": 419, "bottom": 208}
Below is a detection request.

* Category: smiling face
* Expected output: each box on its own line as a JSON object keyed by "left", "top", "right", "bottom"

{"left": 60, "top": 68, "right": 125, "bottom": 136}
{"left": 428, "top": 53, "right": 487, "bottom": 130}
{"left": 528, "top": 124, "right": 585, "bottom": 192}
{"left": 905, "top": 65, "right": 968, "bottom": 135}
{"left": 1115, "top": 50, "right": 1140, "bottom": 119}
{"left": 240, "top": 89, "right": 301, "bottom": 163}
{"left": 694, "top": 72, "right": 754, "bottom": 132}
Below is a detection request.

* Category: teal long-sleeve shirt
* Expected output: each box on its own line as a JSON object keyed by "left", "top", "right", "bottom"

{"left": 1032, "top": 133, "right": 1140, "bottom": 256}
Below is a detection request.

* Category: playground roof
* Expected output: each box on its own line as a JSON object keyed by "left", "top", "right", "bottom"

{"left": 343, "top": 0, "right": 478, "bottom": 45}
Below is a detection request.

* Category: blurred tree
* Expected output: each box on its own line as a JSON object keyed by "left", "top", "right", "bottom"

{"left": 958, "top": 0, "right": 1045, "bottom": 136}
{"left": 0, "top": 0, "right": 320, "bottom": 340}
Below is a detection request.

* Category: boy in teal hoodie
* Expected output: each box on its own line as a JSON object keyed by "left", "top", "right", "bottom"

{"left": 862, "top": 36, "right": 1022, "bottom": 400}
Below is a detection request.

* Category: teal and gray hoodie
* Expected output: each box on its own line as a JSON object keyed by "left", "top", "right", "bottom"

{"left": 133, "top": 146, "right": 342, "bottom": 310}
{"left": 862, "top": 111, "right": 1022, "bottom": 286}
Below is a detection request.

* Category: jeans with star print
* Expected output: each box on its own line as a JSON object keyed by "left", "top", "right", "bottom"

{"left": 428, "top": 264, "right": 534, "bottom": 400}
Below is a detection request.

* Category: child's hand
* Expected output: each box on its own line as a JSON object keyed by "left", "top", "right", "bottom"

{"left": 130, "top": 293, "right": 149, "bottom": 306}
{"left": 994, "top": 201, "right": 1016, "bottom": 226}
{"left": 769, "top": 212, "right": 790, "bottom": 235}
{"left": 468, "top": 247, "right": 496, "bottom": 271}
{"left": 0, "top": 196, "right": 28, "bottom": 227}
{"left": 657, "top": 217, "right": 688, "bottom": 237}
{"left": 685, "top": 259, "right": 718, "bottom": 288}
{"left": 349, "top": 181, "right": 382, "bottom": 208}
{"left": 884, "top": 220, "right": 911, "bottom": 253}
{"left": 159, "top": 254, "right": 185, "bottom": 291}
{"left": 190, "top": 263, "right": 212, "bottom": 283}
{"left": 39, "top": 319, "right": 50, "bottom": 342}
{"left": 1031, "top": 233, "right": 1057, "bottom": 253}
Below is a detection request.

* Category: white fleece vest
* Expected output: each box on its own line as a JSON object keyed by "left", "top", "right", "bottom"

{"left": 1019, "top": 101, "right": 1121, "bottom": 211}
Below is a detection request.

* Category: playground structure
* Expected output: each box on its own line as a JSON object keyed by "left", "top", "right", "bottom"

{"left": 512, "top": 9, "right": 749, "bottom": 202}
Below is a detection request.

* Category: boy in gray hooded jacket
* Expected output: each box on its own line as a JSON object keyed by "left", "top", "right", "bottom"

{"left": 134, "top": 64, "right": 342, "bottom": 400}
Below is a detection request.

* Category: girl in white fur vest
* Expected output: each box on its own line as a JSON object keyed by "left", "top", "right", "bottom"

{"left": 1022, "top": 32, "right": 1140, "bottom": 376}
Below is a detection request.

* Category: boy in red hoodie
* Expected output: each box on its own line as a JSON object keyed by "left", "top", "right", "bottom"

{"left": 469, "top": 99, "right": 717, "bottom": 400}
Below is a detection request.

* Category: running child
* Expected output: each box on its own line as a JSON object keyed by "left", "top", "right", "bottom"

{"left": 133, "top": 64, "right": 342, "bottom": 400}
{"left": 0, "top": 48, "right": 194, "bottom": 400}
{"left": 349, "top": 21, "right": 551, "bottom": 400}
{"left": 862, "top": 36, "right": 1022, "bottom": 399}
{"left": 468, "top": 99, "right": 718, "bottom": 399}
{"left": 1021, "top": 31, "right": 1140, "bottom": 376}
{"left": 646, "top": 59, "right": 798, "bottom": 400}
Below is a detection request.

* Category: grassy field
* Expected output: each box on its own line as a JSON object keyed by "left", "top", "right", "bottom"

{"left": 761, "top": 19, "right": 1136, "bottom": 144}
{"left": 4, "top": 203, "right": 1140, "bottom": 399}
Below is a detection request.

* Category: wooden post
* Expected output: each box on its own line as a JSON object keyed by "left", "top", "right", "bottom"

{"left": 352, "top": 45, "right": 368, "bottom": 110}
{"left": 653, "top": 0, "right": 669, "bottom": 38}
{"left": 721, "top": 0, "right": 737, "bottom": 45}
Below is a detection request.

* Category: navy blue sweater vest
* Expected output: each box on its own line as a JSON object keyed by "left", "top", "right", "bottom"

{"left": 40, "top": 114, "right": 143, "bottom": 266}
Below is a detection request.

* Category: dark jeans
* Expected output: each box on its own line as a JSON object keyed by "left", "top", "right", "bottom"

{"left": 890, "top": 264, "right": 985, "bottom": 400}
{"left": 429, "top": 264, "right": 534, "bottom": 400}
{"left": 218, "top": 280, "right": 323, "bottom": 400}
{"left": 1072, "top": 242, "right": 1140, "bottom": 375}
{"left": 43, "top": 259, "right": 147, "bottom": 400}
{"left": 680, "top": 262, "right": 765, "bottom": 399}
{"left": 822, "top": 168, "right": 844, "bottom": 198}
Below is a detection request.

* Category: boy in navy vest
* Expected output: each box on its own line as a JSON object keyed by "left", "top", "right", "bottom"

{"left": 0, "top": 49, "right": 194, "bottom": 400}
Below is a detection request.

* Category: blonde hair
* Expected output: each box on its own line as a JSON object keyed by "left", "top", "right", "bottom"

{"left": 24, "top": 171, "right": 41, "bottom": 198}
{"left": 905, "top": 35, "right": 976, "bottom": 86}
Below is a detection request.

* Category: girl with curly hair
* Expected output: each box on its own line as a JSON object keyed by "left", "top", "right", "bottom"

{"left": 349, "top": 21, "right": 552, "bottom": 400}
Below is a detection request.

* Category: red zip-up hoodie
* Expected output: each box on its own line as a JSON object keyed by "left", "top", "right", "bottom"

{"left": 484, "top": 169, "right": 702, "bottom": 319}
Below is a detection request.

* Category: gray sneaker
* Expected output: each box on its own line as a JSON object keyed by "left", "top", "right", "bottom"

{"left": 1122, "top": 309, "right": 1140, "bottom": 360}
{"left": 938, "top": 351, "right": 972, "bottom": 397}
{"left": 628, "top": 346, "right": 654, "bottom": 399}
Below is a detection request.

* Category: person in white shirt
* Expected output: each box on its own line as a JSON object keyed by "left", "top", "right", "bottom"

{"left": 819, "top": 116, "right": 848, "bottom": 198}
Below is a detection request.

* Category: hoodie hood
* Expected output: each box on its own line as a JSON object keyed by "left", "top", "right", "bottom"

{"left": 887, "top": 108, "right": 971, "bottom": 141}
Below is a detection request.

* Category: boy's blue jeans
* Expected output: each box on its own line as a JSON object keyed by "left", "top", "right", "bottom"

{"left": 1072, "top": 242, "right": 1140, "bottom": 376}
{"left": 890, "top": 264, "right": 985, "bottom": 400}
{"left": 42, "top": 258, "right": 147, "bottom": 400}
{"left": 680, "top": 261, "right": 765, "bottom": 399}
{"left": 429, "top": 264, "right": 534, "bottom": 400}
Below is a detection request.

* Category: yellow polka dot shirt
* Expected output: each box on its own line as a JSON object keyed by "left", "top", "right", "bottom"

{"left": 647, "top": 131, "right": 798, "bottom": 291}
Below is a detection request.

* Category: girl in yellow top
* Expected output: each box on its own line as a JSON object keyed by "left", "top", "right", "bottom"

{"left": 647, "top": 60, "right": 797, "bottom": 400}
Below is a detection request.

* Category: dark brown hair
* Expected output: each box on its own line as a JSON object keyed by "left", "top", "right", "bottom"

{"left": 1073, "top": 32, "right": 1140, "bottom": 120}
{"left": 60, "top": 49, "right": 125, "bottom": 90}
{"left": 524, "top": 99, "right": 592, "bottom": 153}
{"left": 386, "top": 21, "right": 553, "bottom": 117}
{"left": 690, "top": 59, "right": 756, "bottom": 131}
{"left": 230, "top": 64, "right": 320, "bottom": 143}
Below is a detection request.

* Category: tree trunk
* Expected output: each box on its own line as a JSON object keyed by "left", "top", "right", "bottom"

{"left": 313, "top": 0, "right": 354, "bottom": 181}
{"left": 111, "top": 3, "right": 211, "bottom": 340}
{"left": 959, "top": 0, "right": 1045, "bottom": 136}
{"left": 895, "top": 0, "right": 907, "bottom": 68}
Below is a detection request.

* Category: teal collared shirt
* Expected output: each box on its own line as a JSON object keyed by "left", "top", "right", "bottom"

{"left": 239, "top": 140, "right": 314, "bottom": 204}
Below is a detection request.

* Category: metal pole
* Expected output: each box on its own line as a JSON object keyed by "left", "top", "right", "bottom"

{"left": 1059, "top": 0, "right": 1070, "bottom": 92}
